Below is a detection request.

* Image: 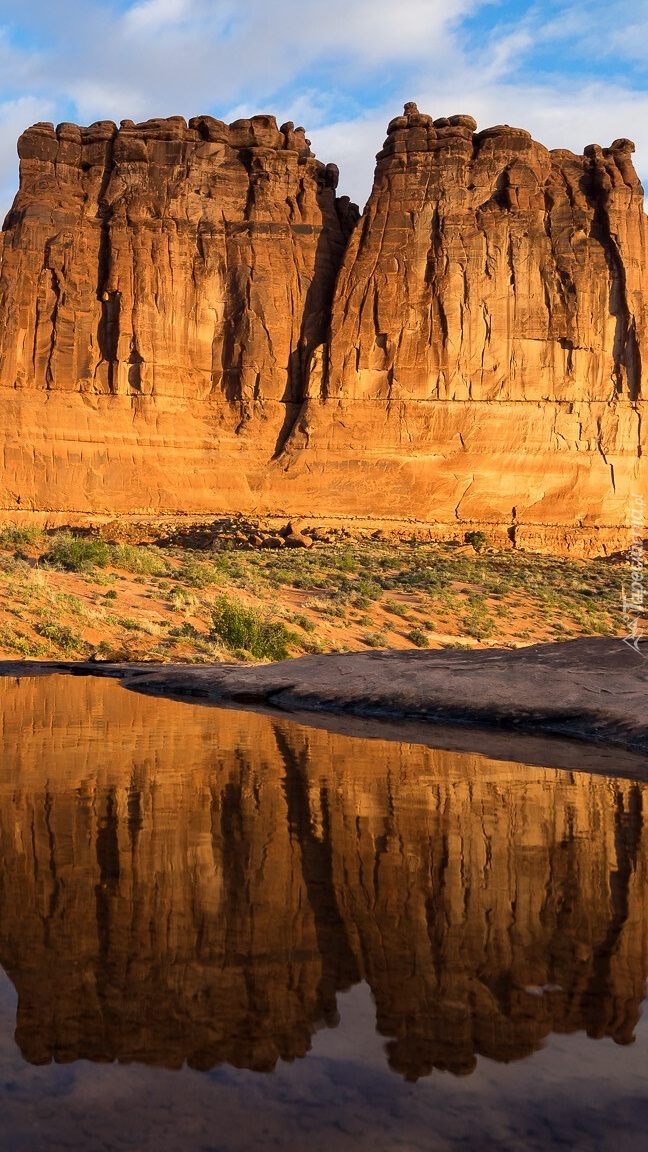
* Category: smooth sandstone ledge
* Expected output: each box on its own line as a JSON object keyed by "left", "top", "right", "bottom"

{"left": 1, "top": 637, "right": 647, "bottom": 778}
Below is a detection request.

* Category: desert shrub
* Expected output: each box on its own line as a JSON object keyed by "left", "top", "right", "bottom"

{"left": 168, "top": 587, "right": 200, "bottom": 616}
{"left": 287, "top": 613, "right": 316, "bottom": 633}
{"left": 209, "top": 596, "right": 298, "bottom": 661}
{"left": 462, "top": 606, "right": 496, "bottom": 640}
{"left": 110, "top": 543, "right": 170, "bottom": 576}
{"left": 354, "top": 578, "right": 383, "bottom": 602}
{"left": 0, "top": 555, "right": 30, "bottom": 575}
{"left": 406, "top": 627, "right": 430, "bottom": 648}
{"left": 44, "top": 533, "right": 109, "bottom": 572}
{"left": 0, "top": 525, "right": 43, "bottom": 549}
{"left": 34, "top": 621, "right": 86, "bottom": 654}
{"left": 0, "top": 625, "right": 48, "bottom": 657}
{"left": 169, "top": 621, "right": 199, "bottom": 639}
{"left": 362, "top": 631, "right": 388, "bottom": 648}
{"left": 304, "top": 637, "right": 328, "bottom": 654}
{"left": 177, "top": 559, "right": 223, "bottom": 588}
{"left": 384, "top": 598, "right": 410, "bottom": 618}
{"left": 464, "top": 530, "right": 490, "bottom": 553}
{"left": 331, "top": 551, "right": 357, "bottom": 573}
{"left": 323, "top": 602, "right": 347, "bottom": 619}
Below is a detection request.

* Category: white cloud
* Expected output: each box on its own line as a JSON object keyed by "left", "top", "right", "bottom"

{"left": 124, "top": 0, "right": 191, "bottom": 33}
{"left": 308, "top": 114, "right": 388, "bottom": 210}
{"left": 0, "top": 95, "right": 55, "bottom": 220}
{"left": 0, "top": 0, "right": 646, "bottom": 216}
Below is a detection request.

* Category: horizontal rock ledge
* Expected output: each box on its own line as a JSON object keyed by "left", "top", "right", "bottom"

{"left": 2, "top": 637, "right": 647, "bottom": 771}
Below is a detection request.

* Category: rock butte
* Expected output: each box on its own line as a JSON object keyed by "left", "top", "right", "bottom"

{"left": 0, "top": 104, "right": 645, "bottom": 552}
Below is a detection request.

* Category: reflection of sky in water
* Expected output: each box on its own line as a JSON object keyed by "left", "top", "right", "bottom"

{"left": 0, "top": 674, "right": 646, "bottom": 1151}
{"left": 0, "top": 972, "right": 646, "bottom": 1151}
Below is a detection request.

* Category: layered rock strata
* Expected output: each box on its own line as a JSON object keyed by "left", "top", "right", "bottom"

{"left": 0, "top": 674, "right": 646, "bottom": 1076}
{"left": 0, "top": 105, "right": 645, "bottom": 550}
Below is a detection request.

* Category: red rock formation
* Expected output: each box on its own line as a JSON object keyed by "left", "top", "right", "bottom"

{"left": 0, "top": 114, "right": 350, "bottom": 405}
{"left": 0, "top": 105, "right": 645, "bottom": 550}
{"left": 0, "top": 114, "right": 355, "bottom": 517}
{"left": 291, "top": 105, "right": 647, "bottom": 543}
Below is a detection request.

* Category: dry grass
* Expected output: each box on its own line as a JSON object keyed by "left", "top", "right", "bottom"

{"left": 0, "top": 521, "right": 628, "bottom": 663}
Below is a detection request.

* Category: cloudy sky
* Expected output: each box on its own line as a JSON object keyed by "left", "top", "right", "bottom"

{"left": 0, "top": 0, "right": 647, "bottom": 214}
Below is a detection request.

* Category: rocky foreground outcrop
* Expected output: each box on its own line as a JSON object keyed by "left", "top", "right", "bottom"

{"left": 3, "top": 636, "right": 647, "bottom": 758}
{"left": 91, "top": 636, "right": 648, "bottom": 758}
{"left": 0, "top": 105, "right": 645, "bottom": 550}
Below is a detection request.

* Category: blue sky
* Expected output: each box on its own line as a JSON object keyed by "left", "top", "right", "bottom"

{"left": 0, "top": 0, "right": 647, "bottom": 215}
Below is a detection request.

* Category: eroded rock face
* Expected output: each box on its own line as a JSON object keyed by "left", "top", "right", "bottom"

{"left": 326, "top": 110, "right": 647, "bottom": 405}
{"left": 290, "top": 105, "right": 647, "bottom": 538}
{"left": 0, "top": 114, "right": 351, "bottom": 409}
{"left": 0, "top": 106, "right": 645, "bottom": 549}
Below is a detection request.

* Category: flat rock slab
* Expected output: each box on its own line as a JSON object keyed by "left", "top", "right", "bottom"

{"left": 4, "top": 637, "right": 644, "bottom": 760}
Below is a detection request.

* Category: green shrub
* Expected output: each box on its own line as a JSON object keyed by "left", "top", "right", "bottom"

{"left": 354, "top": 578, "right": 383, "bottom": 601}
{"left": 406, "top": 627, "right": 430, "bottom": 648}
{"left": 464, "top": 530, "right": 490, "bottom": 553}
{"left": 169, "top": 621, "right": 199, "bottom": 639}
{"left": 462, "top": 607, "right": 496, "bottom": 640}
{"left": 384, "top": 598, "right": 410, "bottom": 618}
{"left": 44, "top": 533, "right": 109, "bottom": 572}
{"left": 0, "top": 625, "right": 48, "bottom": 657}
{"left": 287, "top": 613, "right": 316, "bottom": 633}
{"left": 305, "top": 637, "right": 328, "bottom": 654}
{"left": 0, "top": 525, "right": 42, "bottom": 549}
{"left": 177, "top": 560, "right": 223, "bottom": 588}
{"left": 34, "top": 621, "right": 86, "bottom": 654}
{"left": 110, "top": 544, "right": 170, "bottom": 576}
{"left": 362, "top": 631, "right": 388, "bottom": 648}
{"left": 351, "top": 595, "right": 370, "bottom": 610}
{"left": 209, "top": 596, "right": 298, "bottom": 661}
{"left": 332, "top": 551, "right": 357, "bottom": 573}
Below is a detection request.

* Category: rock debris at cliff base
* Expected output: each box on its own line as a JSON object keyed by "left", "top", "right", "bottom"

{"left": 0, "top": 104, "right": 645, "bottom": 550}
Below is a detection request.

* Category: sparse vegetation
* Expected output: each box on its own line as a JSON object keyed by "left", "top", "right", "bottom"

{"left": 210, "top": 596, "right": 299, "bottom": 661}
{"left": 0, "top": 516, "right": 628, "bottom": 664}
{"left": 34, "top": 621, "right": 86, "bottom": 655}
{"left": 464, "top": 530, "right": 490, "bottom": 553}
{"left": 0, "top": 525, "right": 43, "bottom": 549}
{"left": 44, "top": 533, "right": 109, "bottom": 573}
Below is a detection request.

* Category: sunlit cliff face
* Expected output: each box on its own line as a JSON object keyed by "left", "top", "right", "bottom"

{"left": 0, "top": 108, "right": 644, "bottom": 543}
{"left": 0, "top": 674, "right": 646, "bottom": 1080}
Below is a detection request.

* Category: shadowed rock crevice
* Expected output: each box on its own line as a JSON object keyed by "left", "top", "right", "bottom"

{"left": 275, "top": 726, "right": 361, "bottom": 1020}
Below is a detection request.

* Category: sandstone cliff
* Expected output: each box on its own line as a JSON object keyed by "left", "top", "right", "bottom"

{"left": 289, "top": 105, "right": 647, "bottom": 543}
{"left": 0, "top": 114, "right": 356, "bottom": 516}
{"left": 0, "top": 675, "right": 646, "bottom": 1076}
{"left": 0, "top": 106, "right": 645, "bottom": 550}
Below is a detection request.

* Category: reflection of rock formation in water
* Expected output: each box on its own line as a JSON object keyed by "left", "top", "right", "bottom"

{"left": 0, "top": 675, "right": 646, "bottom": 1079}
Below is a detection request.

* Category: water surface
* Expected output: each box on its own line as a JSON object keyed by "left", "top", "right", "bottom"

{"left": 0, "top": 674, "right": 646, "bottom": 1150}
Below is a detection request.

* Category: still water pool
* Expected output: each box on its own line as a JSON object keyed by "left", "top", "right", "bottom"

{"left": 0, "top": 673, "right": 646, "bottom": 1151}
